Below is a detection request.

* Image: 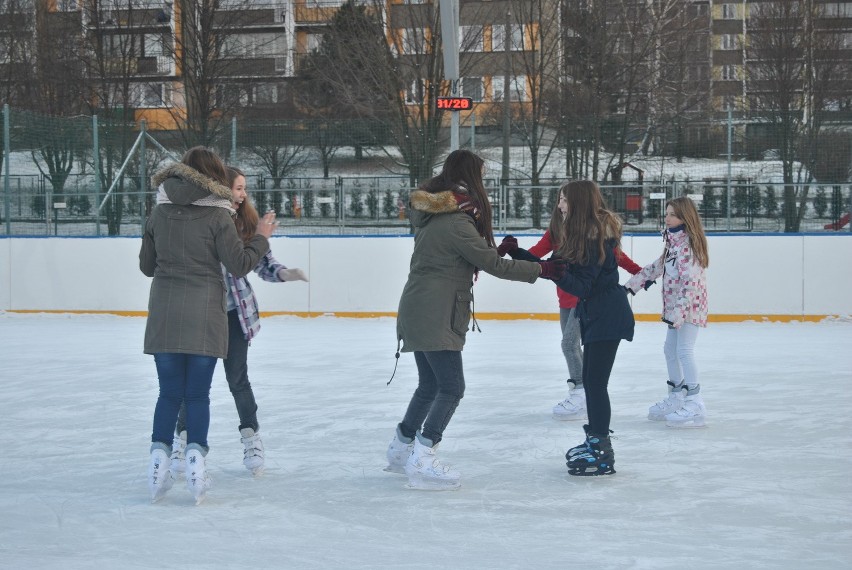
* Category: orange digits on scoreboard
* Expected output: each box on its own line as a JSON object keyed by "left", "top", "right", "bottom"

{"left": 435, "top": 97, "right": 473, "bottom": 111}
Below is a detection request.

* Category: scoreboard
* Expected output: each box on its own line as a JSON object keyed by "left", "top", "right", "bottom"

{"left": 436, "top": 97, "right": 473, "bottom": 111}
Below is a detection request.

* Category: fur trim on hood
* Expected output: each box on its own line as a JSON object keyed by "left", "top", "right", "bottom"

{"left": 151, "top": 162, "right": 232, "bottom": 201}
{"left": 410, "top": 188, "right": 466, "bottom": 215}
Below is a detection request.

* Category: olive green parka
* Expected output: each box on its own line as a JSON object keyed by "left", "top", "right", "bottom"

{"left": 396, "top": 187, "right": 541, "bottom": 352}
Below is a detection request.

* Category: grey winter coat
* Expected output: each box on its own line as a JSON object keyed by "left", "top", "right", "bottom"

{"left": 140, "top": 163, "right": 270, "bottom": 358}
{"left": 396, "top": 188, "right": 541, "bottom": 352}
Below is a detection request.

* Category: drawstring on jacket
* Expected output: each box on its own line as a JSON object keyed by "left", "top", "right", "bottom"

{"left": 387, "top": 338, "right": 402, "bottom": 386}
{"left": 470, "top": 286, "right": 482, "bottom": 333}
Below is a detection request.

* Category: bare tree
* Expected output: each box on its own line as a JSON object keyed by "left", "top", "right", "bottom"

{"left": 746, "top": 0, "right": 844, "bottom": 231}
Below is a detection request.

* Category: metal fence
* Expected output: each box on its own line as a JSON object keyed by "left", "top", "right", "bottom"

{"left": 3, "top": 171, "right": 850, "bottom": 236}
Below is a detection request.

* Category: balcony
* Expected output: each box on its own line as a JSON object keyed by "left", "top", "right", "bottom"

{"left": 212, "top": 3, "right": 287, "bottom": 29}
{"left": 136, "top": 55, "right": 174, "bottom": 75}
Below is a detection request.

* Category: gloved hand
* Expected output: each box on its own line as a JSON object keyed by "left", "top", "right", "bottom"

{"left": 538, "top": 260, "right": 567, "bottom": 281}
{"left": 278, "top": 268, "right": 309, "bottom": 282}
{"left": 642, "top": 279, "right": 656, "bottom": 291}
{"left": 624, "top": 285, "right": 636, "bottom": 296}
{"left": 497, "top": 235, "right": 518, "bottom": 257}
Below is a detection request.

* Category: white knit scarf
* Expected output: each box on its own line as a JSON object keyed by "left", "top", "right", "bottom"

{"left": 156, "top": 185, "right": 235, "bottom": 214}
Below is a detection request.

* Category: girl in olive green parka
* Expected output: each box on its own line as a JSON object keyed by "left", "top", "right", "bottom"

{"left": 386, "top": 150, "right": 565, "bottom": 490}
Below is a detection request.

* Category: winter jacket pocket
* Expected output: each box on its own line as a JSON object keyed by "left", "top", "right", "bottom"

{"left": 451, "top": 290, "right": 472, "bottom": 335}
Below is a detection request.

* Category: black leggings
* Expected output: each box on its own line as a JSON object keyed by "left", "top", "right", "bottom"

{"left": 582, "top": 340, "right": 621, "bottom": 435}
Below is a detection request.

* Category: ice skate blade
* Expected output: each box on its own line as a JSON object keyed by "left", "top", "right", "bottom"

{"left": 383, "top": 464, "right": 406, "bottom": 474}
{"left": 648, "top": 414, "right": 668, "bottom": 421}
{"left": 567, "top": 466, "right": 616, "bottom": 477}
{"left": 552, "top": 413, "right": 587, "bottom": 421}
{"left": 193, "top": 492, "right": 207, "bottom": 505}
{"left": 665, "top": 419, "right": 707, "bottom": 428}
{"left": 404, "top": 480, "right": 461, "bottom": 491}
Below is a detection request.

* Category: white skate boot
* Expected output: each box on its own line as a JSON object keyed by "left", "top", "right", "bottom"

{"left": 552, "top": 382, "right": 587, "bottom": 420}
{"left": 648, "top": 381, "right": 685, "bottom": 421}
{"left": 240, "top": 428, "right": 265, "bottom": 476}
{"left": 170, "top": 430, "right": 187, "bottom": 474}
{"left": 384, "top": 427, "right": 414, "bottom": 474}
{"left": 404, "top": 434, "right": 460, "bottom": 491}
{"left": 148, "top": 445, "right": 174, "bottom": 503}
{"left": 665, "top": 387, "right": 706, "bottom": 428}
{"left": 185, "top": 445, "right": 211, "bottom": 505}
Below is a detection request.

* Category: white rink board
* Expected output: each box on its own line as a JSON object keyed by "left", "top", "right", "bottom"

{"left": 1, "top": 234, "right": 850, "bottom": 318}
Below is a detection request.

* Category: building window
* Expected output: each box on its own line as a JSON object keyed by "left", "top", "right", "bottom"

{"left": 492, "top": 24, "right": 524, "bottom": 51}
{"left": 406, "top": 79, "right": 426, "bottom": 104}
{"left": 135, "top": 83, "right": 167, "bottom": 108}
{"left": 824, "top": 3, "right": 852, "bottom": 17}
{"left": 400, "top": 28, "right": 426, "bottom": 55}
{"left": 461, "top": 25, "right": 483, "bottom": 52}
{"left": 491, "top": 75, "right": 527, "bottom": 101}
{"left": 254, "top": 84, "right": 278, "bottom": 105}
{"left": 721, "top": 4, "right": 738, "bottom": 19}
{"left": 721, "top": 65, "right": 739, "bottom": 80}
{"left": 462, "top": 77, "right": 483, "bottom": 101}
{"left": 720, "top": 34, "right": 739, "bottom": 50}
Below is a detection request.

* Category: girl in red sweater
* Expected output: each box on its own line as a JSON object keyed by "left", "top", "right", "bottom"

{"left": 498, "top": 192, "right": 643, "bottom": 420}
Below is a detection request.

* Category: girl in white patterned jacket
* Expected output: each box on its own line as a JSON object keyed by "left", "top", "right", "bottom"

{"left": 626, "top": 197, "right": 709, "bottom": 428}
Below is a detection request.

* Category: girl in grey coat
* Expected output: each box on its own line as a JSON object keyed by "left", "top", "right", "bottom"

{"left": 140, "top": 147, "right": 275, "bottom": 503}
{"left": 385, "top": 149, "right": 565, "bottom": 490}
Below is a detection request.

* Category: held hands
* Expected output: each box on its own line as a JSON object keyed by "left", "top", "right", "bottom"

{"left": 538, "top": 259, "right": 567, "bottom": 281}
{"left": 497, "top": 235, "right": 519, "bottom": 257}
{"left": 256, "top": 211, "right": 278, "bottom": 239}
{"left": 278, "top": 268, "right": 309, "bottom": 282}
{"left": 625, "top": 280, "right": 656, "bottom": 295}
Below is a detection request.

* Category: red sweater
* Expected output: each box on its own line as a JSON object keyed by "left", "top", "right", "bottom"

{"left": 528, "top": 230, "right": 642, "bottom": 309}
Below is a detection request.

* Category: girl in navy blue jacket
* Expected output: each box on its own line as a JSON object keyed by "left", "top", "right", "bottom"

{"left": 503, "top": 180, "right": 634, "bottom": 476}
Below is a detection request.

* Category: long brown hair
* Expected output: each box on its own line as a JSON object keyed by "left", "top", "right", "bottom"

{"left": 554, "top": 180, "right": 622, "bottom": 265}
{"left": 228, "top": 167, "right": 260, "bottom": 244}
{"left": 667, "top": 197, "right": 709, "bottom": 268}
{"left": 546, "top": 195, "right": 564, "bottom": 247}
{"left": 421, "top": 149, "right": 495, "bottom": 246}
{"left": 181, "top": 146, "right": 228, "bottom": 186}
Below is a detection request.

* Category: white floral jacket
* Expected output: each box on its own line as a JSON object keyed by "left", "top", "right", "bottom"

{"left": 626, "top": 228, "right": 708, "bottom": 328}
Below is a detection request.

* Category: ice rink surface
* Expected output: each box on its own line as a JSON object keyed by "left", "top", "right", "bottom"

{"left": 1, "top": 313, "right": 850, "bottom": 569}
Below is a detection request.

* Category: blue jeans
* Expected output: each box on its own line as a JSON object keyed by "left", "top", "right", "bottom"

{"left": 152, "top": 353, "right": 217, "bottom": 449}
{"left": 177, "top": 310, "right": 259, "bottom": 434}
{"left": 399, "top": 351, "right": 465, "bottom": 445}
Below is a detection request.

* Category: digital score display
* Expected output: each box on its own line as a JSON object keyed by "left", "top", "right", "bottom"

{"left": 436, "top": 96, "right": 473, "bottom": 111}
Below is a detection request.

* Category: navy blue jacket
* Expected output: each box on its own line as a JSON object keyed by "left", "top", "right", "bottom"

{"left": 517, "top": 238, "right": 634, "bottom": 344}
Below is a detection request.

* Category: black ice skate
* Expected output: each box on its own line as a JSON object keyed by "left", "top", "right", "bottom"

{"left": 566, "top": 429, "right": 615, "bottom": 476}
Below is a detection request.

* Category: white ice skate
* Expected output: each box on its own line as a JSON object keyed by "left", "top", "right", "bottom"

{"left": 552, "top": 382, "right": 587, "bottom": 421}
{"left": 148, "top": 447, "right": 174, "bottom": 503}
{"left": 240, "top": 428, "right": 265, "bottom": 476}
{"left": 384, "top": 427, "right": 414, "bottom": 474}
{"left": 648, "top": 382, "right": 685, "bottom": 421}
{"left": 170, "top": 430, "right": 187, "bottom": 475}
{"left": 665, "top": 394, "right": 706, "bottom": 428}
{"left": 185, "top": 446, "right": 211, "bottom": 505}
{"left": 404, "top": 435, "right": 460, "bottom": 491}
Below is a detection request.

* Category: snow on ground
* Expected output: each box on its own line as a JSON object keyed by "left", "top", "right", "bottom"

{"left": 1, "top": 313, "right": 851, "bottom": 569}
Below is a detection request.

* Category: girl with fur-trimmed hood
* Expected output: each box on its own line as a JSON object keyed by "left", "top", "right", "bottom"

{"left": 385, "top": 149, "right": 565, "bottom": 490}
{"left": 139, "top": 147, "right": 276, "bottom": 503}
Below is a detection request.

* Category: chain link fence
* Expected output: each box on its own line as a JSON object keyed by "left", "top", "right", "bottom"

{"left": 2, "top": 106, "right": 851, "bottom": 236}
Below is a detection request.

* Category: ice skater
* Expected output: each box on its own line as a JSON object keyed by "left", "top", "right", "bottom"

{"left": 507, "top": 180, "right": 634, "bottom": 476}
{"left": 626, "top": 196, "right": 709, "bottom": 428}
{"left": 169, "top": 167, "right": 308, "bottom": 478}
{"left": 140, "top": 148, "right": 275, "bottom": 503}
{"left": 386, "top": 149, "right": 565, "bottom": 490}
{"left": 497, "top": 196, "right": 644, "bottom": 421}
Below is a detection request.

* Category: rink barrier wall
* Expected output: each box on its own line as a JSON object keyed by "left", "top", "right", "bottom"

{"left": 1, "top": 234, "right": 850, "bottom": 320}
